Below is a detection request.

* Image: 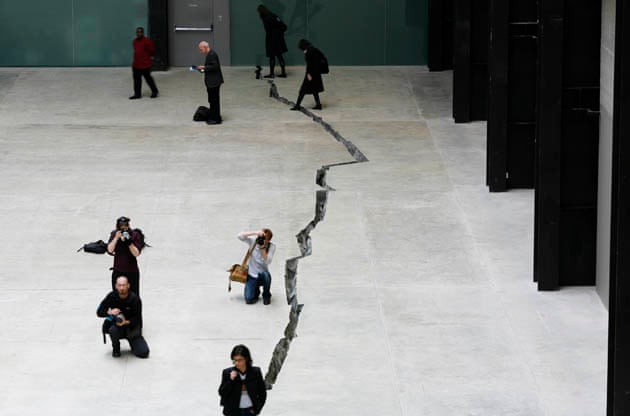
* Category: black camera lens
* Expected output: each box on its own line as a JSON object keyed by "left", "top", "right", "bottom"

{"left": 256, "top": 236, "right": 265, "bottom": 245}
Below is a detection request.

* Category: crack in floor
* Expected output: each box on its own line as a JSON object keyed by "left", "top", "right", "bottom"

{"left": 264, "top": 81, "right": 369, "bottom": 388}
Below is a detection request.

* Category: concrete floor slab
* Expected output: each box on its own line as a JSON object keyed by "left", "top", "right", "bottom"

{"left": 0, "top": 66, "right": 606, "bottom": 416}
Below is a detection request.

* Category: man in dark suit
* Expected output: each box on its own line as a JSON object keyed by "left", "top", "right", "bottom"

{"left": 197, "top": 41, "right": 224, "bottom": 125}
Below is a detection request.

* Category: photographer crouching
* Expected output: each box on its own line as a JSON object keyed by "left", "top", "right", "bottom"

{"left": 107, "top": 216, "right": 144, "bottom": 296}
{"left": 238, "top": 229, "right": 275, "bottom": 305}
{"left": 97, "top": 276, "right": 149, "bottom": 358}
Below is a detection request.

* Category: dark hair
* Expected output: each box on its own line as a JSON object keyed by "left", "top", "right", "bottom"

{"left": 257, "top": 4, "right": 270, "bottom": 18}
{"left": 298, "top": 39, "right": 311, "bottom": 51}
{"left": 116, "top": 216, "right": 130, "bottom": 228}
{"left": 231, "top": 344, "right": 253, "bottom": 367}
{"left": 136, "top": 27, "right": 144, "bottom": 32}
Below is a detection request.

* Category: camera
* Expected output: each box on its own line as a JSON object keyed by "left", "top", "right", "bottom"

{"left": 121, "top": 230, "right": 131, "bottom": 241}
{"left": 115, "top": 313, "right": 125, "bottom": 324}
{"left": 256, "top": 235, "right": 266, "bottom": 245}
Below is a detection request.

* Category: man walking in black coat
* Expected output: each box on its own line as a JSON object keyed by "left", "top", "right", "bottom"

{"left": 97, "top": 275, "right": 149, "bottom": 358}
{"left": 197, "top": 41, "right": 224, "bottom": 125}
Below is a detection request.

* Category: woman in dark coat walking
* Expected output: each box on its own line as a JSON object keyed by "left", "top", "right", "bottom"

{"left": 257, "top": 4, "right": 288, "bottom": 78}
{"left": 219, "top": 345, "right": 267, "bottom": 416}
{"left": 291, "top": 39, "right": 324, "bottom": 111}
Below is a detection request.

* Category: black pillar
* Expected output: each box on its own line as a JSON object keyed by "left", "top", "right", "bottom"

{"left": 608, "top": 1, "right": 630, "bottom": 414}
{"left": 487, "top": 1, "right": 538, "bottom": 192}
{"left": 534, "top": 0, "right": 600, "bottom": 290}
{"left": 428, "top": 0, "right": 453, "bottom": 71}
{"left": 453, "top": 0, "right": 488, "bottom": 123}
{"left": 149, "top": 0, "right": 169, "bottom": 70}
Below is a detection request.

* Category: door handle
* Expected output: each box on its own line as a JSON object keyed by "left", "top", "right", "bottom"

{"left": 174, "top": 26, "right": 213, "bottom": 32}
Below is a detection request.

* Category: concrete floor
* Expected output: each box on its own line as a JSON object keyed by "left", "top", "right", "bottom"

{"left": 0, "top": 66, "right": 607, "bottom": 416}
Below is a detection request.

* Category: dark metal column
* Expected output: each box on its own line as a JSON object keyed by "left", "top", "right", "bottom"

{"left": 534, "top": 0, "right": 600, "bottom": 290}
{"left": 428, "top": 0, "right": 453, "bottom": 71}
{"left": 534, "top": 0, "right": 564, "bottom": 290}
{"left": 608, "top": 1, "right": 630, "bottom": 413}
{"left": 453, "top": 0, "right": 488, "bottom": 123}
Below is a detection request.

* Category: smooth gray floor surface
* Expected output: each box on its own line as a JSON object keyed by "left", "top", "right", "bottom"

{"left": 0, "top": 67, "right": 607, "bottom": 415}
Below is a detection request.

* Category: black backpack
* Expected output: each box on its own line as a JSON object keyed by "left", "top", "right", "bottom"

{"left": 193, "top": 106, "right": 210, "bottom": 121}
{"left": 317, "top": 48, "right": 329, "bottom": 74}
{"left": 134, "top": 228, "right": 150, "bottom": 248}
{"left": 77, "top": 240, "right": 108, "bottom": 254}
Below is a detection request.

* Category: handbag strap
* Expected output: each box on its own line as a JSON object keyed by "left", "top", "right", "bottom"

{"left": 241, "top": 240, "right": 256, "bottom": 266}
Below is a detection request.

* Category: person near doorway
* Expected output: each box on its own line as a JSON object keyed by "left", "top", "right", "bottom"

{"left": 257, "top": 4, "right": 288, "bottom": 78}
{"left": 197, "top": 41, "right": 224, "bottom": 125}
{"left": 129, "top": 27, "right": 159, "bottom": 99}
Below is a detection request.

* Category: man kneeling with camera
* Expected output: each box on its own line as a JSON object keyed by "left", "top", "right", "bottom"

{"left": 97, "top": 276, "right": 149, "bottom": 358}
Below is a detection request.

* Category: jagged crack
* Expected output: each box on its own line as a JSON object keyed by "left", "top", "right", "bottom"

{"left": 264, "top": 81, "right": 368, "bottom": 388}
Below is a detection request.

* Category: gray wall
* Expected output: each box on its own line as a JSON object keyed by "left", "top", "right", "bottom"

{"left": 596, "top": 0, "right": 616, "bottom": 309}
{"left": 0, "top": 0, "right": 147, "bottom": 66}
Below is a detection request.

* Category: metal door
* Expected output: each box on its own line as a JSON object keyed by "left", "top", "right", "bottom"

{"left": 168, "top": 0, "right": 230, "bottom": 67}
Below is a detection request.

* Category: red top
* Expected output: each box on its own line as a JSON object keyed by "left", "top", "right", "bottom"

{"left": 133, "top": 36, "right": 155, "bottom": 69}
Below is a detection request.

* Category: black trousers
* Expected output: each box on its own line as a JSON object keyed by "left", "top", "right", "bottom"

{"left": 108, "top": 325, "right": 150, "bottom": 358}
{"left": 206, "top": 85, "right": 222, "bottom": 122}
{"left": 112, "top": 269, "right": 140, "bottom": 296}
{"left": 133, "top": 67, "right": 158, "bottom": 96}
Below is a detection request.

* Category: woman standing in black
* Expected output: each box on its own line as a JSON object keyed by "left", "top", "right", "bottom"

{"left": 257, "top": 5, "right": 288, "bottom": 78}
{"left": 219, "top": 345, "right": 267, "bottom": 416}
{"left": 291, "top": 39, "right": 324, "bottom": 111}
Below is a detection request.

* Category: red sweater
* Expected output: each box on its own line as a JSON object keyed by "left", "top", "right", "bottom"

{"left": 133, "top": 36, "right": 155, "bottom": 69}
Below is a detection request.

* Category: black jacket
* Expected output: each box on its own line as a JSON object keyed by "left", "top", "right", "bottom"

{"left": 96, "top": 291, "right": 143, "bottom": 336}
{"left": 204, "top": 49, "right": 224, "bottom": 89}
{"left": 219, "top": 366, "right": 267, "bottom": 415}
{"left": 261, "top": 13, "right": 287, "bottom": 57}
{"left": 300, "top": 47, "right": 324, "bottom": 94}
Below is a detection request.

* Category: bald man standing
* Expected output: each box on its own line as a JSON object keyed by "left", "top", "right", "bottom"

{"left": 197, "top": 41, "right": 224, "bottom": 125}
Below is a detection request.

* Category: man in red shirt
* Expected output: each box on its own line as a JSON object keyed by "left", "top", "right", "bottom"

{"left": 130, "top": 27, "right": 159, "bottom": 99}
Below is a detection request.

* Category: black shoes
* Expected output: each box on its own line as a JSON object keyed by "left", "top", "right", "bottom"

{"left": 277, "top": 73, "right": 287, "bottom": 78}
{"left": 312, "top": 104, "right": 322, "bottom": 110}
{"left": 206, "top": 119, "right": 222, "bottom": 125}
{"left": 129, "top": 95, "right": 141, "bottom": 100}
{"left": 263, "top": 74, "right": 274, "bottom": 79}
{"left": 112, "top": 349, "right": 121, "bottom": 358}
{"left": 290, "top": 105, "right": 301, "bottom": 111}
{"left": 263, "top": 297, "right": 271, "bottom": 305}
{"left": 150, "top": 91, "right": 159, "bottom": 98}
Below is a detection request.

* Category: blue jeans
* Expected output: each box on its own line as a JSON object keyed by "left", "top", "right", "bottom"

{"left": 244, "top": 271, "right": 271, "bottom": 304}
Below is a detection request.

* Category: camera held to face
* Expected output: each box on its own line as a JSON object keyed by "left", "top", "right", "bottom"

{"left": 256, "top": 235, "right": 266, "bottom": 246}
{"left": 120, "top": 230, "right": 131, "bottom": 241}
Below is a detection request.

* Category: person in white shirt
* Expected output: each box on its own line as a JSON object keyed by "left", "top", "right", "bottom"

{"left": 238, "top": 228, "right": 275, "bottom": 305}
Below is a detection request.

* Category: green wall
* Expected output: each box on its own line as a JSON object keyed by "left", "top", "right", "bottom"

{"left": 231, "top": 0, "right": 428, "bottom": 66}
{"left": 0, "top": 0, "right": 427, "bottom": 66}
{"left": 0, "top": 0, "right": 147, "bottom": 66}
